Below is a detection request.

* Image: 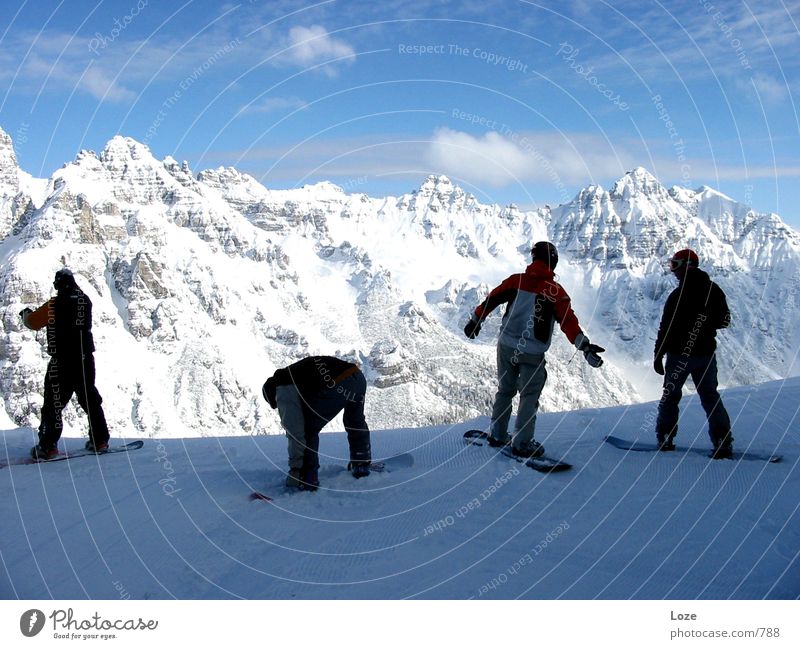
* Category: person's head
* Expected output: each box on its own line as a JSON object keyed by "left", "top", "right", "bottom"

{"left": 53, "top": 268, "right": 77, "bottom": 292}
{"left": 668, "top": 249, "right": 699, "bottom": 279}
{"left": 531, "top": 241, "right": 558, "bottom": 270}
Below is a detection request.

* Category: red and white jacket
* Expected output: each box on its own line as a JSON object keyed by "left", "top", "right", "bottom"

{"left": 472, "top": 260, "right": 583, "bottom": 354}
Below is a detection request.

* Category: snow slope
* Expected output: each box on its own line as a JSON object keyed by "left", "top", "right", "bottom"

{"left": 1, "top": 377, "right": 797, "bottom": 599}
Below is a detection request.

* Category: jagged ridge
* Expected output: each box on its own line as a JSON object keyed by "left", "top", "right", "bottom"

{"left": 0, "top": 128, "right": 798, "bottom": 438}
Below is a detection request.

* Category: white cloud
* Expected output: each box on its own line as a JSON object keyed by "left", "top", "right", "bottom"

{"left": 283, "top": 25, "right": 356, "bottom": 71}
{"left": 205, "top": 130, "right": 800, "bottom": 196}
{"left": 2, "top": 23, "right": 357, "bottom": 106}
{"left": 732, "top": 72, "right": 789, "bottom": 106}
{"left": 426, "top": 129, "right": 536, "bottom": 186}
{"left": 241, "top": 96, "right": 308, "bottom": 114}
{"left": 425, "top": 128, "right": 633, "bottom": 188}
{"left": 204, "top": 134, "right": 431, "bottom": 184}
{"left": 749, "top": 73, "right": 789, "bottom": 104}
{"left": 81, "top": 66, "right": 137, "bottom": 103}
{"left": 1, "top": 30, "right": 216, "bottom": 104}
{"left": 424, "top": 127, "right": 800, "bottom": 194}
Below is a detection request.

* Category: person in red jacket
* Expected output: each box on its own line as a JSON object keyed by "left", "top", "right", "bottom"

{"left": 19, "top": 268, "right": 110, "bottom": 459}
{"left": 262, "top": 356, "right": 372, "bottom": 490}
{"left": 464, "top": 242, "right": 604, "bottom": 457}
{"left": 654, "top": 249, "right": 733, "bottom": 458}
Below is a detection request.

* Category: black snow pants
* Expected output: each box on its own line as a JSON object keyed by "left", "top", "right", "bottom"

{"left": 38, "top": 353, "right": 109, "bottom": 449}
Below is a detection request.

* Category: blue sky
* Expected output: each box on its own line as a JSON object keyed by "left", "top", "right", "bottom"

{"left": 1, "top": 0, "right": 799, "bottom": 223}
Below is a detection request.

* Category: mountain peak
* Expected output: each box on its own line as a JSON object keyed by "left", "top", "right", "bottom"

{"left": 417, "top": 174, "right": 456, "bottom": 194}
{"left": 0, "top": 126, "right": 13, "bottom": 150}
{"left": 100, "top": 135, "right": 155, "bottom": 165}
{"left": 303, "top": 180, "right": 344, "bottom": 193}
{"left": 610, "top": 167, "right": 666, "bottom": 199}
{"left": 408, "top": 174, "right": 470, "bottom": 212}
{"left": 197, "top": 165, "right": 252, "bottom": 185}
{"left": 414, "top": 174, "right": 469, "bottom": 201}
{"left": 622, "top": 166, "right": 659, "bottom": 185}
{"left": 695, "top": 184, "right": 735, "bottom": 201}
{"left": 628, "top": 166, "right": 656, "bottom": 180}
{"left": 0, "top": 125, "right": 19, "bottom": 193}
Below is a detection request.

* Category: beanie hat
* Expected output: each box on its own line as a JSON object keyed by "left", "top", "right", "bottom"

{"left": 531, "top": 241, "right": 559, "bottom": 270}
{"left": 670, "top": 249, "right": 699, "bottom": 271}
{"left": 53, "top": 268, "right": 76, "bottom": 291}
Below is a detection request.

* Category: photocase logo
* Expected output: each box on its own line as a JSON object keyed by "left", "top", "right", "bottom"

{"left": 20, "top": 609, "right": 46, "bottom": 637}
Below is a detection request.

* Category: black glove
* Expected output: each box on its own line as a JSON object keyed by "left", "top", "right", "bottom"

{"left": 464, "top": 318, "right": 481, "bottom": 339}
{"left": 575, "top": 333, "right": 604, "bottom": 368}
{"left": 583, "top": 343, "right": 605, "bottom": 368}
{"left": 19, "top": 307, "right": 32, "bottom": 322}
{"left": 653, "top": 356, "right": 665, "bottom": 376}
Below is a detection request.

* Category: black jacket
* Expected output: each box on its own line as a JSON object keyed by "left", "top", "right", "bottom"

{"left": 655, "top": 269, "right": 730, "bottom": 358}
{"left": 263, "top": 356, "right": 359, "bottom": 408}
{"left": 24, "top": 286, "right": 95, "bottom": 357}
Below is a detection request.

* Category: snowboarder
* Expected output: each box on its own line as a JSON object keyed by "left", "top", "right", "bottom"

{"left": 262, "top": 356, "right": 372, "bottom": 490}
{"left": 654, "top": 249, "right": 733, "bottom": 458}
{"left": 464, "top": 241, "right": 605, "bottom": 457}
{"left": 19, "top": 268, "right": 110, "bottom": 459}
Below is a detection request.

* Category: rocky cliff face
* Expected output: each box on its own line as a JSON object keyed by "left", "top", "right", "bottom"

{"left": 1, "top": 130, "right": 797, "bottom": 438}
{"left": 0, "top": 127, "right": 43, "bottom": 243}
{"left": 0, "top": 129, "right": 19, "bottom": 196}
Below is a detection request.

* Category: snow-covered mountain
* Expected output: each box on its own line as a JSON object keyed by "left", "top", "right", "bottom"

{"left": 0, "top": 126, "right": 798, "bottom": 438}
{"left": 548, "top": 166, "right": 800, "bottom": 389}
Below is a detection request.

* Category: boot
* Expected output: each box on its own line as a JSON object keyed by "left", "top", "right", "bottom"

{"left": 511, "top": 440, "right": 545, "bottom": 458}
{"left": 656, "top": 427, "right": 676, "bottom": 451}
{"left": 85, "top": 439, "right": 109, "bottom": 453}
{"left": 348, "top": 460, "right": 371, "bottom": 479}
{"left": 285, "top": 468, "right": 303, "bottom": 488}
{"left": 487, "top": 435, "right": 511, "bottom": 448}
{"left": 299, "top": 466, "right": 319, "bottom": 491}
{"left": 31, "top": 444, "right": 59, "bottom": 460}
{"left": 710, "top": 430, "right": 734, "bottom": 460}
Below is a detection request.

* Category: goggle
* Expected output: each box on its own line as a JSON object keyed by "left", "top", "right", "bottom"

{"left": 667, "top": 258, "right": 694, "bottom": 271}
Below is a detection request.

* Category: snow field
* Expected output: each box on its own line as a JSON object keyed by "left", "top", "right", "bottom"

{"left": 1, "top": 378, "right": 797, "bottom": 599}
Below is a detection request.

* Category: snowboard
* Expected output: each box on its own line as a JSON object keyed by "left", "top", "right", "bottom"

{"left": 250, "top": 453, "right": 415, "bottom": 502}
{"left": 0, "top": 440, "right": 145, "bottom": 470}
{"left": 604, "top": 435, "right": 782, "bottom": 463}
{"left": 463, "top": 430, "right": 572, "bottom": 473}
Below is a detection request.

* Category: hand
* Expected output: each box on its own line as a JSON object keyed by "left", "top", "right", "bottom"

{"left": 18, "top": 307, "right": 32, "bottom": 321}
{"left": 583, "top": 343, "right": 605, "bottom": 368}
{"left": 574, "top": 332, "right": 590, "bottom": 351}
{"left": 575, "top": 334, "right": 603, "bottom": 367}
{"left": 653, "top": 356, "right": 665, "bottom": 375}
{"left": 464, "top": 318, "right": 481, "bottom": 339}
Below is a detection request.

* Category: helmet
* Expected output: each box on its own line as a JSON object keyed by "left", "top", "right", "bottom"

{"left": 531, "top": 241, "right": 558, "bottom": 270}
{"left": 669, "top": 249, "right": 699, "bottom": 272}
{"left": 53, "top": 268, "right": 76, "bottom": 291}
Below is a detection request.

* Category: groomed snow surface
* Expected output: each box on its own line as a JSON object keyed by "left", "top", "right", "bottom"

{"left": 1, "top": 378, "right": 798, "bottom": 599}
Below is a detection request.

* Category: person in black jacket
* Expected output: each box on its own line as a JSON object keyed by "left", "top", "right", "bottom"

{"left": 20, "top": 268, "right": 110, "bottom": 459}
{"left": 654, "top": 249, "right": 733, "bottom": 458}
{"left": 262, "top": 356, "right": 372, "bottom": 490}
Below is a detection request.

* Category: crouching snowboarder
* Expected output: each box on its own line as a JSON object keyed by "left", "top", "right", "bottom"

{"left": 262, "top": 356, "right": 372, "bottom": 490}
{"left": 654, "top": 249, "right": 733, "bottom": 458}
{"left": 19, "top": 268, "right": 111, "bottom": 459}
{"left": 464, "top": 241, "right": 605, "bottom": 458}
